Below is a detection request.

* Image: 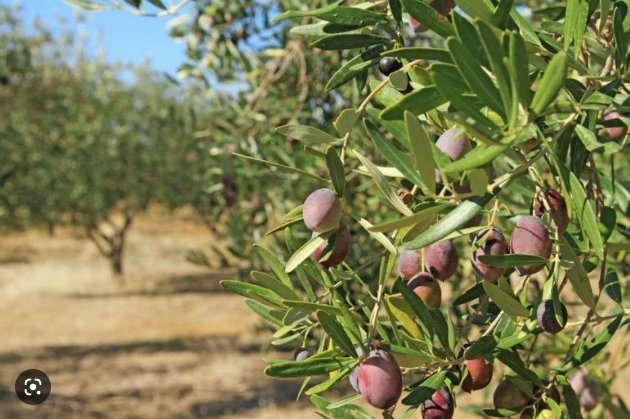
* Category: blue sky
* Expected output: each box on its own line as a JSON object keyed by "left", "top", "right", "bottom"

{"left": 11, "top": 0, "right": 190, "bottom": 75}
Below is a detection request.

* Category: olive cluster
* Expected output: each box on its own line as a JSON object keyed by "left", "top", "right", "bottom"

{"left": 294, "top": 126, "right": 581, "bottom": 417}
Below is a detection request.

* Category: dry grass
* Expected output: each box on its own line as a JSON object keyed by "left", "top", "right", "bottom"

{"left": 0, "top": 210, "right": 626, "bottom": 418}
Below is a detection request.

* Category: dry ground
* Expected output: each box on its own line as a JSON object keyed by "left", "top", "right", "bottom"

{"left": 0, "top": 210, "right": 316, "bottom": 418}
{"left": 0, "top": 210, "right": 626, "bottom": 418}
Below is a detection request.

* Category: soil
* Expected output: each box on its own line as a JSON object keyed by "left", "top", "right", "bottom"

{"left": 0, "top": 210, "right": 627, "bottom": 418}
{"left": 0, "top": 211, "right": 315, "bottom": 418}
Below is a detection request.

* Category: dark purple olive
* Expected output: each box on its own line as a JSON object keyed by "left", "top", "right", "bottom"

{"left": 311, "top": 223, "right": 350, "bottom": 268}
{"left": 421, "top": 386, "right": 454, "bottom": 419}
{"left": 534, "top": 189, "right": 569, "bottom": 235}
{"left": 537, "top": 299, "right": 567, "bottom": 334}
{"left": 379, "top": 57, "right": 403, "bottom": 76}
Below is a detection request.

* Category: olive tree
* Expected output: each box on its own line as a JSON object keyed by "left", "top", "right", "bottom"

{"left": 70, "top": 0, "right": 629, "bottom": 417}
{"left": 0, "top": 7, "right": 208, "bottom": 279}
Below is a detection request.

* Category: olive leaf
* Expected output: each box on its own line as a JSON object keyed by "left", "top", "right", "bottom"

{"left": 276, "top": 124, "right": 339, "bottom": 145}
{"left": 265, "top": 357, "right": 356, "bottom": 378}
{"left": 482, "top": 280, "right": 529, "bottom": 318}
{"left": 404, "top": 197, "right": 491, "bottom": 249}
{"left": 285, "top": 235, "right": 327, "bottom": 273}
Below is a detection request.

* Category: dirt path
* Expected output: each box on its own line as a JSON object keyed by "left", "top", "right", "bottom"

{"left": 0, "top": 213, "right": 315, "bottom": 418}
{"left": 0, "top": 212, "right": 626, "bottom": 418}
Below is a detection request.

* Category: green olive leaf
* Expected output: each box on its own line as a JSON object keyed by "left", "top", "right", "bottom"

{"left": 405, "top": 111, "right": 437, "bottom": 193}
{"left": 285, "top": 235, "right": 327, "bottom": 273}
{"left": 354, "top": 150, "right": 413, "bottom": 216}
{"left": 482, "top": 280, "right": 529, "bottom": 318}
{"left": 567, "top": 171, "right": 604, "bottom": 259}
{"left": 276, "top": 124, "right": 339, "bottom": 145}
{"left": 326, "top": 146, "right": 346, "bottom": 197}
{"left": 404, "top": 196, "right": 491, "bottom": 249}
{"left": 364, "top": 119, "right": 427, "bottom": 191}
{"left": 380, "top": 85, "right": 448, "bottom": 120}
{"left": 317, "top": 310, "right": 357, "bottom": 357}
{"left": 402, "top": 370, "right": 447, "bottom": 405}
{"left": 530, "top": 51, "right": 568, "bottom": 115}
{"left": 265, "top": 356, "right": 355, "bottom": 378}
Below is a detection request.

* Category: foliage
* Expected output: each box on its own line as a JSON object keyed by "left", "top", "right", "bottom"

{"left": 0, "top": 6, "right": 208, "bottom": 275}
{"left": 216, "top": 0, "right": 628, "bottom": 417}
{"left": 28, "top": 0, "right": 630, "bottom": 417}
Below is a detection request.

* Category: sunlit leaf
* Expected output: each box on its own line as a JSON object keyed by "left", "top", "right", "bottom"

{"left": 482, "top": 280, "right": 529, "bottom": 318}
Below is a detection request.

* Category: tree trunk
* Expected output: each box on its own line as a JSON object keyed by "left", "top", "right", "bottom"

{"left": 110, "top": 243, "right": 125, "bottom": 286}
{"left": 87, "top": 208, "right": 135, "bottom": 287}
{"left": 109, "top": 212, "right": 132, "bottom": 285}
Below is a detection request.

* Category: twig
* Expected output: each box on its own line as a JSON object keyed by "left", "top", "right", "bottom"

{"left": 108, "top": 0, "right": 191, "bottom": 17}
{"left": 340, "top": 59, "right": 423, "bottom": 162}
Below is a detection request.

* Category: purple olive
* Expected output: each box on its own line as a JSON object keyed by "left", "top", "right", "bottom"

{"left": 534, "top": 189, "right": 569, "bottom": 235}
{"left": 579, "top": 382, "right": 601, "bottom": 411}
{"left": 424, "top": 240, "right": 458, "bottom": 280}
{"left": 569, "top": 367, "right": 588, "bottom": 395}
{"left": 510, "top": 216, "right": 552, "bottom": 275}
{"left": 603, "top": 109, "right": 628, "bottom": 140}
{"left": 420, "top": 386, "right": 454, "bottom": 419}
{"left": 435, "top": 127, "right": 469, "bottom": 184}
{"left": 311, "top": 223, "right": 350, "bottom": 268}
{"left": 461, "top": 357, "right": 494, "bottom": 392}
{"left": 348, "top": 347, "right": 364, "bottom": 392}
{"left": 357, "top": 350, "right": 403, "bottom": 410}
{"left": 470, "top": 228, "right": 508, "bottom": 283}
{"left": 397, "top": 250, "right": 422, "bottom": 280}
{"left": 303, "top": 188, "right": 342, "bottom": 233}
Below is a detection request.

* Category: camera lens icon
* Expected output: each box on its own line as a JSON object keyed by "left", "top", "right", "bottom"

{"left": 15, "top": 369, "right": 51, "bottom": 405}
{"left": 24, "top": 378, "right": 42, "bottom": 396}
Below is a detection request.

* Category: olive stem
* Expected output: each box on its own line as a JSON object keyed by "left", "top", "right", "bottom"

{"left": 564, "top": 310, "right": 630, "bottom": 328}
{"left": 561, "top": 247, "right": 608, "bottom": 363}
{"left": 487, "top": 148, "right": 546, "bottom": 192}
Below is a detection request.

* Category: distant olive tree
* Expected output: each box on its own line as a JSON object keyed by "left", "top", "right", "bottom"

{"left": 0, "top": 7, "right": 208, "bottom": 279}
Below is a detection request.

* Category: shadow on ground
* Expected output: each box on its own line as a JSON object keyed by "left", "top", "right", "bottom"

{"left": 65, "top": 272, "right": 241, "bottom": 298}
{"left": 0, "top": 333, "right": 308, "bottom": 418}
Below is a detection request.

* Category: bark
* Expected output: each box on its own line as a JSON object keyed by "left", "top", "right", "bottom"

{"left": 87, "top": 207, "right": 135, "bottom": 285}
